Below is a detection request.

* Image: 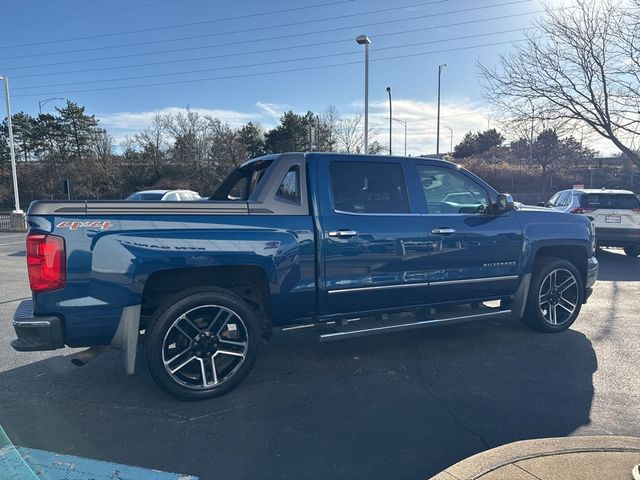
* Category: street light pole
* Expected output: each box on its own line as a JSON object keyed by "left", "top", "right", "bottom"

{"left": 0, "top": 76, "right": 21, "bottom": 213}
{"left": 386, "top": 86, "right": 392, "bottom": 155}
{"left": 38, "top": 97, "right": 64, "bottom": 115}
{"left": 443, "top": 125, "right": 453, "bottom": 153}
{"left": 436, "top": 63, "right": 446, "bottom": 155}
{"left": 389, "top": 118, "right": 408, "bottom": 156}
{"left": 356, "top": 35, "right": 371, "bottom": 154}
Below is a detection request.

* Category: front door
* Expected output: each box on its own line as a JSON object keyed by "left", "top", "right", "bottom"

{"left": 317, "top": 158, "right": 432, "bottom": 316}
{"left": 411, "top": 161, "right": 524, "bottom": 304}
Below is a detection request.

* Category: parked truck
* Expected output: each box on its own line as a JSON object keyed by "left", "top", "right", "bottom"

{"left": 12, "top": 153, "right": 598, "bottom": 399}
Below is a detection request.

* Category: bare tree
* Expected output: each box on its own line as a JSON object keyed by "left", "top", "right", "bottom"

{"left": 479, "top": 0, "right": 640, "bottom": 167}
{"left": 333, "top": 113, "right": 386, "bottom": 154}
{"left": 134, "top": 114, "right": 168, "bottom": 177}
{"left": 334, "top": 113, "right": 363, "bottom": 153}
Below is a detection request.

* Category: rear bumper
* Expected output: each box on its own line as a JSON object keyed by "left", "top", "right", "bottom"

{"left": 595, "top": 227, "right": 640, "bottom": 247}
{"left": 11, "top": 299, "right": 65, "bottom": 352}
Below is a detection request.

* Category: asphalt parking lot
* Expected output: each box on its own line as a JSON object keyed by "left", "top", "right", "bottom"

{"left": 0, "top": 231, "right": 638, "bottom": 480}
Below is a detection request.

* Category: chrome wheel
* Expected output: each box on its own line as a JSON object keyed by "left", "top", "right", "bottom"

{"left": 162, "top": 305, "right": 249, "bottom": 390}
{"left": 538, "top": 268, "right": 579, "bottom": 326}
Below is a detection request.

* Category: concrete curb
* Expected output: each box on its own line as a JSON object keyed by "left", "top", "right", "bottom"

{"left": 432, "top": 436, "right": 640, "bottom": 480}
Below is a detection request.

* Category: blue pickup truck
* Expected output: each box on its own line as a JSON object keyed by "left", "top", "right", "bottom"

{"left": 12, "top": 153, "right": 598, "bottom": 399}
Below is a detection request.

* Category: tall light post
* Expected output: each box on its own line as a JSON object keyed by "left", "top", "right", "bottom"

{"left": 0, "top": 75, "right": 22, "bottom": 214}
{"left": 38, "top": 97, "right": 64, "bottom": 115}
{"left": 356, "top": 35, "right": 371, "bottom": 154}
{"left": 436, "top": 63, "right": 447, "bottom": 155}
{"left": 386, "top": 86, "right": 392, "bottom": 155}
{"left": 443, "top": 125, "right": 453, "bottom": 153}
{"left": 388, "top": 118, "right": 408, "bottom": 156}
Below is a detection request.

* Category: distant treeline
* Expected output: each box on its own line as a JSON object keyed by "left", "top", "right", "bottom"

{"left": 0, "top": 102, "right": 637, "bottom": 206}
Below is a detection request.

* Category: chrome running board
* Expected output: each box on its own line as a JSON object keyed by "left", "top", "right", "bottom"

{"left": 318, "top": 309, "right": 511, "bottom": 342}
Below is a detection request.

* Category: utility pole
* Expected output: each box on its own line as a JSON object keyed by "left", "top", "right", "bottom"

{"left": 390, "top": 118, "right": 408, "bottom": 156}
{"left": 436, "top": 63, "right": 446, "bottom": 155}
{"left": 386, "top": 86, "right": 392, "bottom": 155}
{"left": 443, "top": 125, "right": 453, "bottom": 153}
{"left": 0, "top": 76, "right": 22, "bottom": 214}
{"left": 356, "top": 35, "right": 371, "bottom": 154}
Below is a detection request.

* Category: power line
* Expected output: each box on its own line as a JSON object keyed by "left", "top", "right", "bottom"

{"left": 0, "top": 0, "right": 429, "bottom": 51}
{"left": 0, "top": 0, "right": 189, "bottom": 31}
{"left": 11, "top": 10, "right": 543, "bottom": 79}
{"left": 0, "top": 0, "right": 454, "bottom": 56}
{"left": 12, "top": 38, "right": 526, "bottom": 98}
{"left": 0, "top": 0, "right": 532, "bottom": 64}
{"left": 12, "top": 28, "right": 529, "bottom": 91}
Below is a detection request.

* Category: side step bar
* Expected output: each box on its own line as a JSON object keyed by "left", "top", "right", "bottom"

{"left": 318, "top": 309, "right": 511, "bottom": 342}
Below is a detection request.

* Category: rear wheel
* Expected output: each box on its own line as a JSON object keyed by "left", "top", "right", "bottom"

{"left": 521, "top": 258, "right": 583, "bottom": 332}
{"left": 145, "top": 288, "right": 261, "bottom": 400}
{"left": 624, "top": 246, "right": 640, "bottom": 257}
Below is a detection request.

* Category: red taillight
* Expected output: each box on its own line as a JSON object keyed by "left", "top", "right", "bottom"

{"left": 570, "top": 207, "right": 596, "bottom": 214}
{"left": 26, "top": 234, "right": 66, "bottom": 293}
{"left": 632, "top": 208, "right": 640, "bottom": 214}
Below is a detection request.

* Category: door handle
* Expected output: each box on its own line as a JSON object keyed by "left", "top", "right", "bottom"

{"left": 328, "top": 229, "right": 358, "bottom": 238}
{"left": 431, "top": 228, "right": 456, "bottom": 235}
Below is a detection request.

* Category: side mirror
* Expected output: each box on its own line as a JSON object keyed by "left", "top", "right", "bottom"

{"left": 536, "top": 201, "right": 547, "bottom": 207}
{"left": 495, "top": 193, "right": 514, "bottom": 214}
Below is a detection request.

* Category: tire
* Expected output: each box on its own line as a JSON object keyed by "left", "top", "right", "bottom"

{"left": 145, "top": 287, "right": 261, "bottom": 400}
{"left": 521, "top": 258, "right": 584, "bottom": 333}
{"left": 624, "top": 246, "right": 640, "bottom": 258}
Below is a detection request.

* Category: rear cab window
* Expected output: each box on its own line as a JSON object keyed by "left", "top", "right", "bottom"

{"left": 276, "top": 165, "right": 301, "bottom": 204}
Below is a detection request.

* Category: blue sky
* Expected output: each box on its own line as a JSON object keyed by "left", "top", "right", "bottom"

{"left": 2, "top": 0, "right": 574, "bottom": 154}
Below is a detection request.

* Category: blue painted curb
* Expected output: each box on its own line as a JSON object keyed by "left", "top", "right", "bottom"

{"left": 0, "top": 445, "right": 199, "bottom": 480}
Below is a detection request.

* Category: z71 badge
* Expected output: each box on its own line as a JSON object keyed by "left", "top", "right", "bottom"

{"left": 56, "top": 220, "right": 113, "bottom": 230}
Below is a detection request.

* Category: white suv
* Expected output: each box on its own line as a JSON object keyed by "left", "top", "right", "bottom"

{"left": 542, "top": 188, "right": 640, "bottom": 257}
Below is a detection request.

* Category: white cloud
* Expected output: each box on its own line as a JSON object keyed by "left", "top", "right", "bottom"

{"left": 255, "top": 101, "right": 290, "bottom": 121}
{"left": 354, "top": 97, "right": 491, "bottom": 156}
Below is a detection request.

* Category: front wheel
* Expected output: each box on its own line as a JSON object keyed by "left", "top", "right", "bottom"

{"left": 624, "top": 246, "right": 640, "bottom": 258}
{"left": 145, "top": 288, "right": 261, "bottom": 400}
{"left": 521, "top": 258, "right": 583, "bottom": 332}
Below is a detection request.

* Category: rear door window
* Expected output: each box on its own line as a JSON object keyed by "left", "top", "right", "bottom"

{"left": 581, "top": 194, "right": 640, "bottom": 209}
{"left": 330, "top": 161, "right": 410, "bottom": 214}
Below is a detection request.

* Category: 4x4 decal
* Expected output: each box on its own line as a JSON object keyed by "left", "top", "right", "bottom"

{"left": 56, "top": 221, "right": 113, "bottom": 231}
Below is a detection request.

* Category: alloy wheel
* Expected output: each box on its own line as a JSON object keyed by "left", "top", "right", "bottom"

{"left": 538, "top": 268, "right": 579, "bottom": 326}
{"left": 161, "top": 305, "right": 249, "bottom": 390}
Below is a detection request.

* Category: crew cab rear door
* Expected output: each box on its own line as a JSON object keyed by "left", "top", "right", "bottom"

{"left": 409, "top": 160, "right": 524, "bottom": 303}
{"left": 316, "top": 157, "right": 431, "bottom": 316}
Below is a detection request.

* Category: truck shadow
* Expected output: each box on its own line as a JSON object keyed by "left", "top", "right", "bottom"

{"left": 0, "top": 317, "right": 596, "bottom": 480}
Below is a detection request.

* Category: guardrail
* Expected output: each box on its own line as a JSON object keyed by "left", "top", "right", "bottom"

{"left": 0, "top": 212, "right": 26, "bottom": 232}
